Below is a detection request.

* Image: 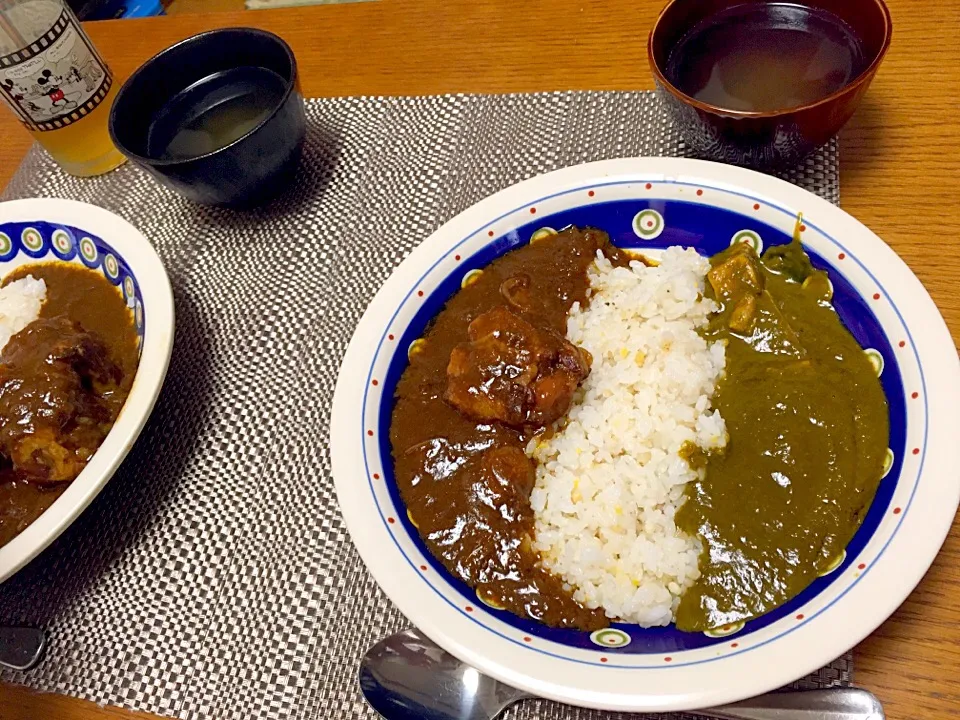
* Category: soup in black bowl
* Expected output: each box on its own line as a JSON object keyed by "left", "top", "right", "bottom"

{"left": 110, "top": 28, "right": 306, "bottom": 208}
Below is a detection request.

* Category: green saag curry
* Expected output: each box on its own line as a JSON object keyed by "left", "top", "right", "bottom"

{"left": 675, "top": 237, "right": 889, "bottom": 632}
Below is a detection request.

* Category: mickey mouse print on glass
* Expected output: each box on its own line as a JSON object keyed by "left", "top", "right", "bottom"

{"left": 0, "top": 0, "right": 126, "bottom": 176}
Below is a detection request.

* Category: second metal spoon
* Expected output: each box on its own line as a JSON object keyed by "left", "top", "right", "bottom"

{"left": 359, "top": 628, "right": 884, "bottom": 720}
{"left": 0, "top": 626, "right": 45, "bottom": 671}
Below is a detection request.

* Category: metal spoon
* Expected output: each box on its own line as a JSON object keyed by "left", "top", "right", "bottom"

{"left": 0, "top": 626, "right": 45, "bottom": 671}
{"left": 359, "top": 629, "right": 884, "bottom": 720}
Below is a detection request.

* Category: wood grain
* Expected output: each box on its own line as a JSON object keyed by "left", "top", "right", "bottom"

{"left": 164, "top": 0, "right": 245, "bottom": 15}
{"left": 1, "top": 1, "right": 959, "bottom": 718}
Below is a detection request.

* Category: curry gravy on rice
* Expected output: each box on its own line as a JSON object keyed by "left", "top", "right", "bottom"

{"left": 390, "top": 226, "right": 888, "bottom": 632}
{"left": 0, "top": 263, "right": 139, "bottom": 548}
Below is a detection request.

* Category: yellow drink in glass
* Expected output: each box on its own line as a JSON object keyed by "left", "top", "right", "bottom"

{"left": 0, "top": 0, "right": 125, "bottom": 176}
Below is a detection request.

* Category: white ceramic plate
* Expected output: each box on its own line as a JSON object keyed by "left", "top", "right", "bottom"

{"left": 331, "top": 158, "right": 960, "bottom": 711}
{"left": 0, "top": 198, "right": 174, "bottom": 583}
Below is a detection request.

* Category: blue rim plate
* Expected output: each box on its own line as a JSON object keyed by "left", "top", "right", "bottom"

{"left": 330, "top": 158, "right": 960, "bottom": 711}
{"left": 0, "top": 199, "right": 174, "bottom": 584}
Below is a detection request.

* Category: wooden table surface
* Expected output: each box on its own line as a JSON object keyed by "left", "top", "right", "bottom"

{"left": 1, "top": 0, "right": 959, "bottom": 718}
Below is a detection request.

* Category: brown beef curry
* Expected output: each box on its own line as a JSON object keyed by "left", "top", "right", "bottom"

{"left": 391, "top": 227, "right": 627, "bottom": 629}
{"left": 0, "top": 263, "right": 139, "bottom": 548}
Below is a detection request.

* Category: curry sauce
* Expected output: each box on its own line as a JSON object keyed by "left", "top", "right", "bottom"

{"left": 391, "top": 228, "right": 628, "bottom": 629}
{"left": 0, "top": 263, "right": 139, "bottom": 548}
{"left": 675, "top": 238, "right": 889, "bottom": 631}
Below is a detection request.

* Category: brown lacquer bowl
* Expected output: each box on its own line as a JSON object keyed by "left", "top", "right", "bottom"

{"left": 648, "top": 0, "right": 892, "bottom": 168}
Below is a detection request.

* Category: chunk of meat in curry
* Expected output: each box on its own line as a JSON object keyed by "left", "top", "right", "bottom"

{"left": 445, "top": 306, "right": 592, "bottom": 428}
{"left": 0, "top": 317, "right": 124, "bottom": 483}
{"left": 391, "top": 227, "right": 627, "bottom": 630}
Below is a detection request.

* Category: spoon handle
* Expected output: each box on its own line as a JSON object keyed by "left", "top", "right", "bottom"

{"left": 0, "top": 627, "right": 46, "bottom": 671}
{"left": 703, "top": 687, "right": 884, "bottom": 720}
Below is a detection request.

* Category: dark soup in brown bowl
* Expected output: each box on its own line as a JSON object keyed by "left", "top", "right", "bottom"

{"left": 649, "top": 0, "right": 891, "bottom": 167}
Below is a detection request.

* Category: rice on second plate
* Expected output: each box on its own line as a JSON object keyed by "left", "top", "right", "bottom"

{"left": 0, "top": 275, "right": 46, "bottom": 353}
{"left": 528, "top": 247, "right": 727, "bottom": 627}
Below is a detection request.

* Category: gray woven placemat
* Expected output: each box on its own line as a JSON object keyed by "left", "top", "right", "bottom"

{"left": 0, "top": 91, "right": 847, "bottom": 720}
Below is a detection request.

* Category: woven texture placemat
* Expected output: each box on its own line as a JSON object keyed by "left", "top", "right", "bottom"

{"left": 0, "top": 91, "right": 846, "bottom": 720}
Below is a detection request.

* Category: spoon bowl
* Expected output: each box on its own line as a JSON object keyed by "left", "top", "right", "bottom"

{"left": 0, "top": 627, "right": 45, "bottom": 671}
{"left": 359, "top": 629, "right": 885, "bottom": 720}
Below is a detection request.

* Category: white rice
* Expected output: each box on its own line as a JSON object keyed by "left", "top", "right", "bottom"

{"left": 0, "top": 275, "right": 46, "bottom": 353}
{"left": 528, "top": 247, "right": 727, "bottom": 626}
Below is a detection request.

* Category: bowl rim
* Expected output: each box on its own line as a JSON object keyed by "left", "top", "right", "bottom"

{"left": 331, "top": 157, "right": 960, "bottom": 711}
{"left": 647, "top": 0, "right": 893, "bottom": 119}
{"left": 108, "top": 26, "right": 299, "bottom": 168}
{"left": 0, "top": 198, "right": 175, "bottom": 584}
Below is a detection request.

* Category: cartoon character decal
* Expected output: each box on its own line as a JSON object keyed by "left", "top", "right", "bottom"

{"left": 35, "top": 69, "right": 80, "bottom": 110}
{"left": 1, "top": 79, "right": 27, "bottom": 103}
{"left": 0, "top": 11, "right": 110, "bottom": 130}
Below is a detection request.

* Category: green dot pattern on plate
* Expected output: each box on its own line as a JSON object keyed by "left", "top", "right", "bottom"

{"left": 80, "top": 237, "right": 97, "bottom": 262}
{"left": 589, "top": 628, "right": 630, "bottom": 648}
{"left": 477, "top": 591, "right": 505, "bottom": 611}
{"left": 730, "top": 230, "right": 763, "bottom": 253}
{"left": 882, "top": 448, "right": 894, "bottom": 479}
{"left": 0, "top": 233, "right": 10, "bottom": 255}
{"left": 461, "top": 269, "right": 484, "bottom": 288}
{"left": 703, "top": 620, "right": 745, "bottom": 638}
{"left": 817, "top": 550, "right": 846, "bottom": 577}
{"left": 52, "top": 229, "right": 72, "bottom": 253}
{"left": 864, "top": 348, "right": 884, "bottom": 377}
{"left": 632, "top": 209, "right": 664, "bottom": 240}
{"left": 135, "top": 301, "right": 143, "bottom": 329}
{"left": 530, "top": 227, "right": 558, "bottom": 243}
{"left": 407, "top": 338, "right": 426, "bottom": 361}
{"left": 104, "top": 254, "right": 119, "bottom": 279}
{"left": 123, "top": 277, "right": 135, "bottom": 301}
{"left": 21, "top": 228, "right": 43, "bottom": 251}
